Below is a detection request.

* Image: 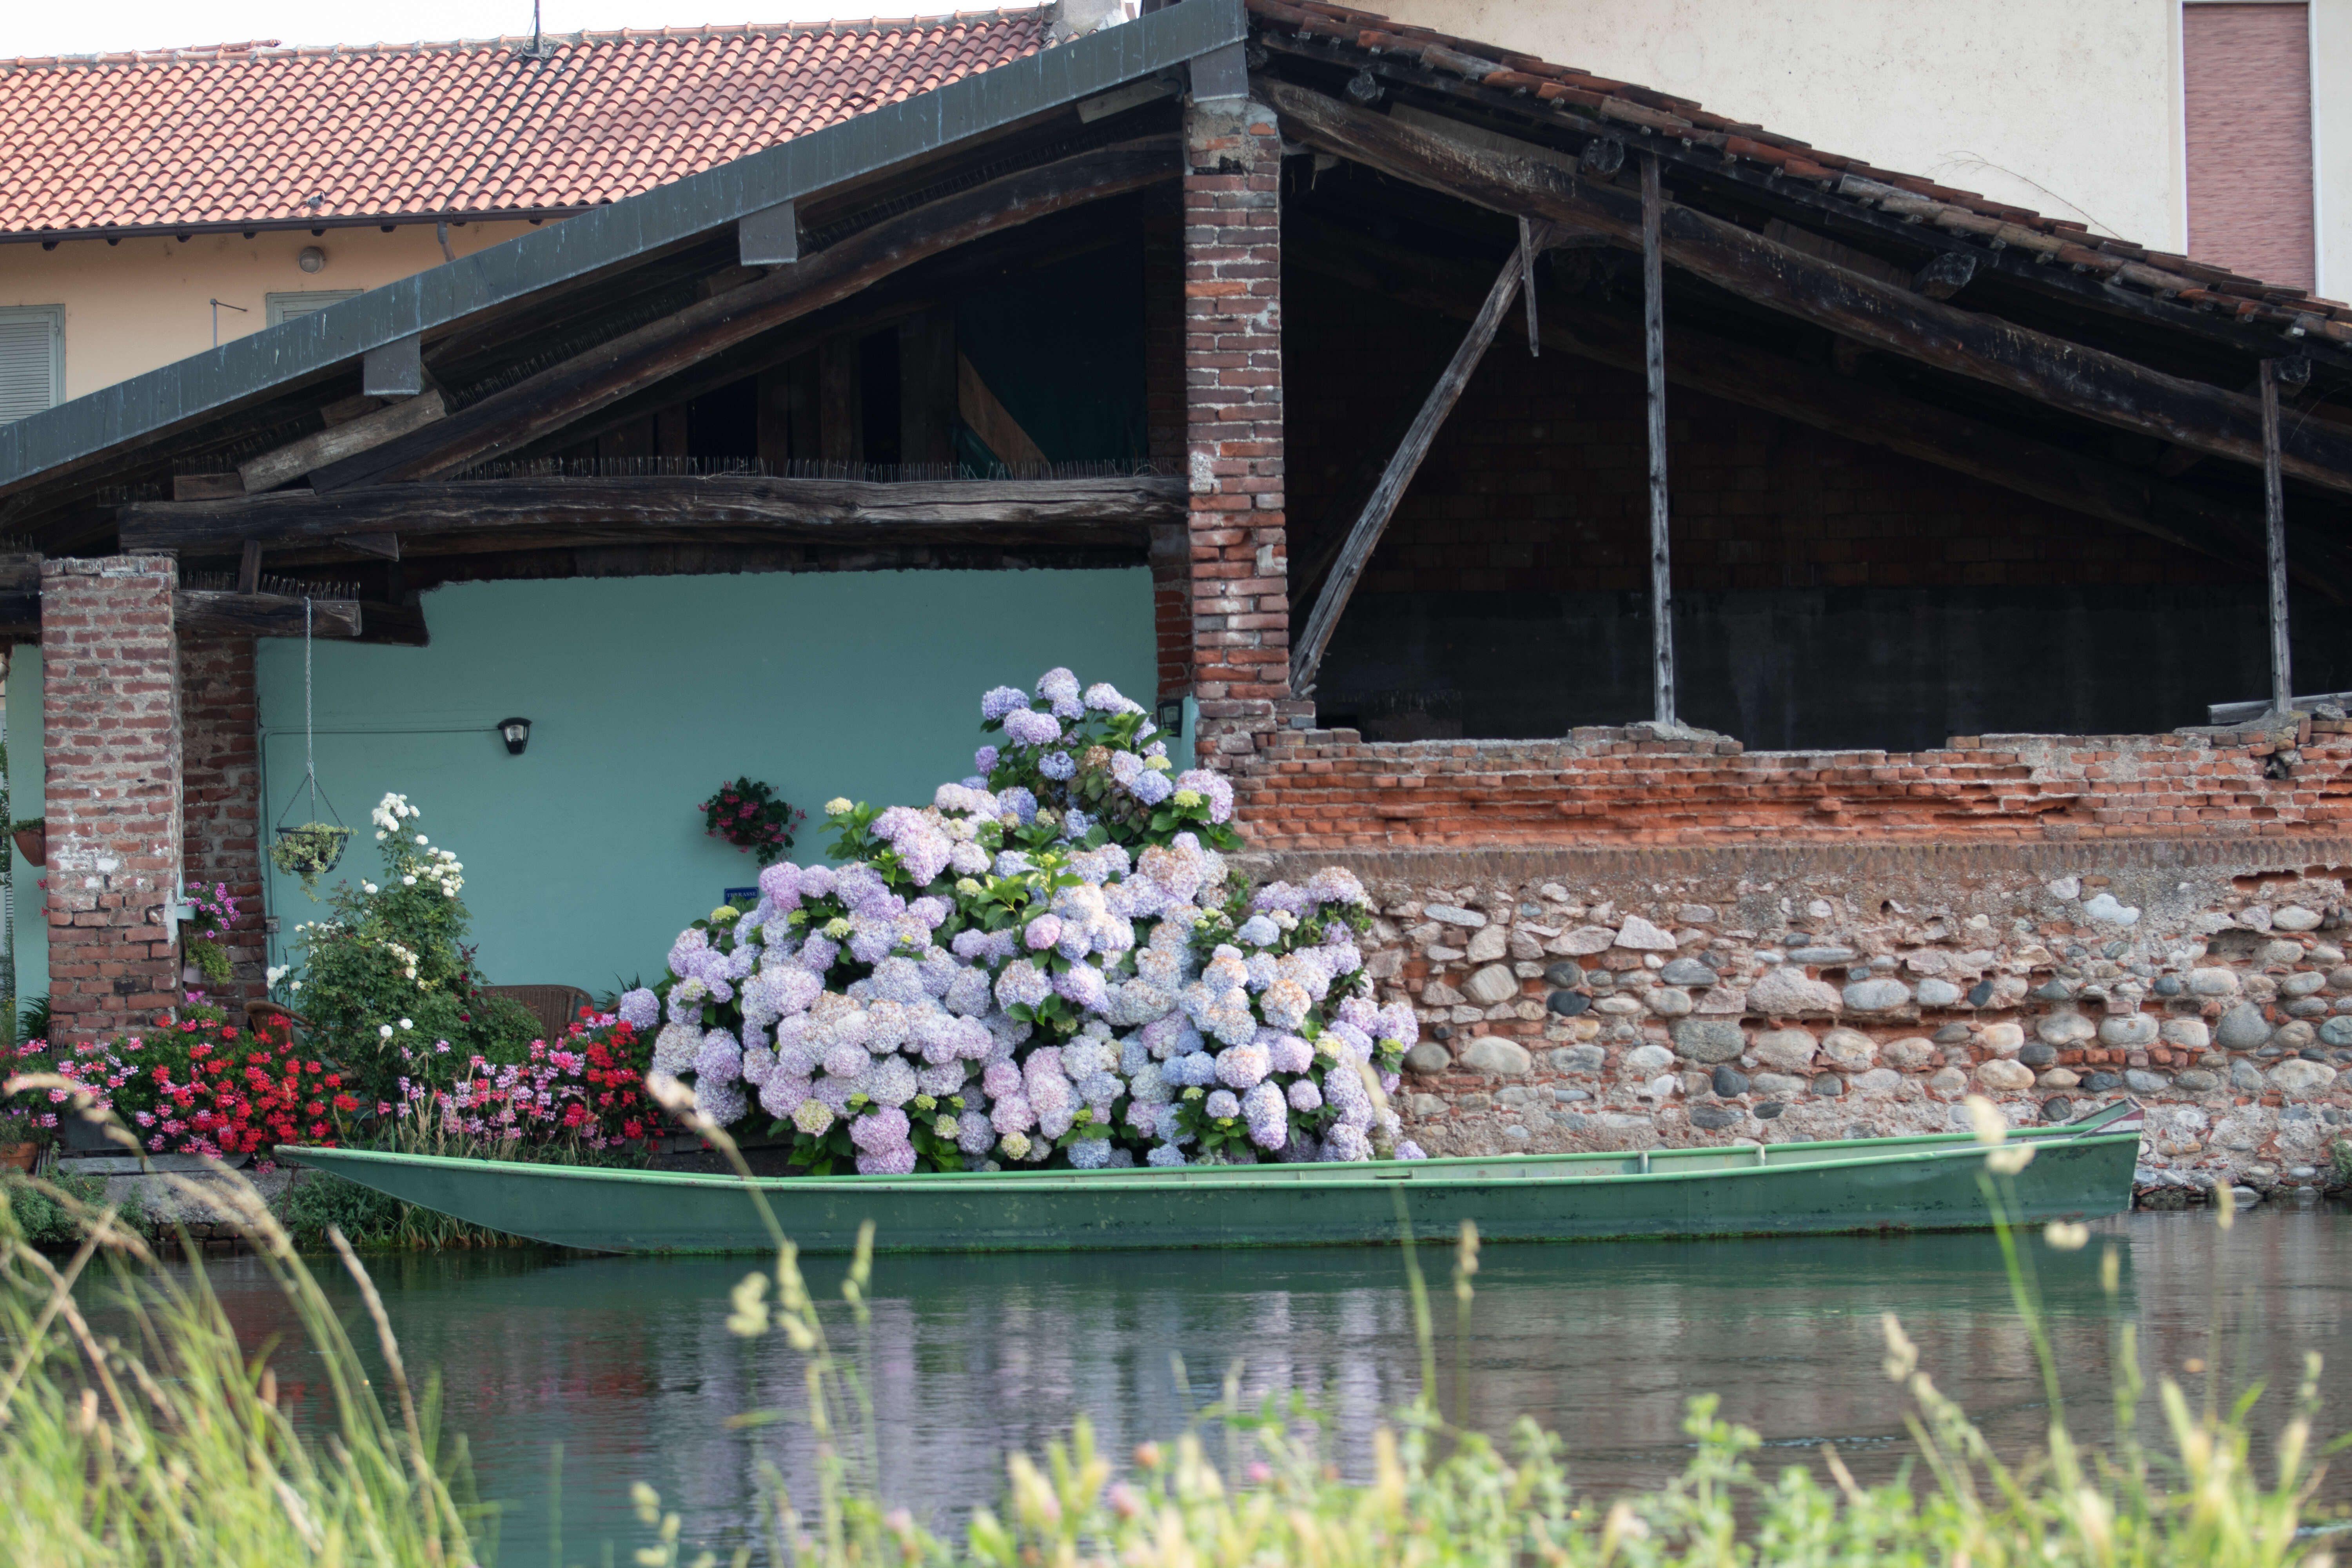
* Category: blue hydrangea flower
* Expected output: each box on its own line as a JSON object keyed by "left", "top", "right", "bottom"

{"left": 616, "top": 987, "right": 661, "bottom": 1030}
{"left": 982, "top": 686, "right": 1031, "bottom": 720}
{"left": 1039, "top": 750, "right": 1076, "bottom": 780}
{"left": 1003, "top": 708, "right": 1062, "bottom": 746}
{"left": 1205, "top": 1088, "right": 1241, "bottom": 1120}
{"left": 1131, "top": 769, "right": 1174, "bottom": 807}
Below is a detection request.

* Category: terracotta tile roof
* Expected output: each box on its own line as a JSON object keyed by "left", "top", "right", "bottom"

{"left": 1249, "top": 0, "right": 2352, "bottom": 339}
{"left": 0, "top": 11, "right": 1048, "bottom": 237}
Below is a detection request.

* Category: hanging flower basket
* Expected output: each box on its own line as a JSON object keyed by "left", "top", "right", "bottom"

{"left": 10, "top": 819, "right": 45, "bottom": 867}
{"left": 271, "top": 822, "right": 352, "bottom": 890}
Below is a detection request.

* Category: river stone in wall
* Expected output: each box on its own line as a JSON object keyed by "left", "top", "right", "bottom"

{"left": 1462, "top": 965, "right": 1519, "bottom": 1005}
{"left": 2216, "top": 1005, "right": 2272, "bottom": 1049}
{"left": 1670, "top": 1019, "right": 1746, "bottom": 1063}
{"left": 1978, "top": 1060, "right": 2036, "bottom": 1091}
{"left": 1749, "top": 967, "right": 1843, "bottom": 1015}
{"left": 1752, "top": 1029, "right": 1818, "bottom": 1072}
{"left": 1459, "top": 1036, "right": 1533, "bottom": 1075}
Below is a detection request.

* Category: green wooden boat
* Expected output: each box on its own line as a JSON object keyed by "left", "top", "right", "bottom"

{"left": 277, "top": 1101, "right": 2141, "bottom": 1256}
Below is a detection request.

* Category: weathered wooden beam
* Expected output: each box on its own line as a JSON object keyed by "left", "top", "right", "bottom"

{"left": 305, "top": 142, "right": 1179, "bottom": 491}
{"left": 1283, "top": 220, "right": 2352, "bottom": 603}
{"left": 2263, "top": 359, "right": 2292, "bottom": 714}
{"left": 1291, "top": 250, "right": 1524, "bottom": 695}
{"left": 900, "top": 307, "right": 957, "bottom": 470}
{"left": 1257, "top": 79, "right": 2352, "bottom": 498}
{"left": 958, "top": 354, "right": 1049, "bottom": 471}
{"left": 239, "top": 390, "right": 447, "bottom": 494}
{"left": 1912, "top": 251, "right": 1976, "bottom": 301}
{"left": 1641, "top": 153, "right": 1675, "bottom": 727}
{"left": 236, "top": 539, "right": 262, "bottom": 593}
{"left": 174, "top": 474, "right": 243, "bottom": 501}
{"left": 116, "top": 474, "right": 1187, "bottom": 553}
{"left": 174, "top": 592, "right": 361, "bottom": 638}
{"left": 0, "top": 552, "right": 42, "bottom": 593}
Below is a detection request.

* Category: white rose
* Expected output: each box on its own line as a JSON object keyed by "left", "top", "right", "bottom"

{"left": 362, "top": 882, "right": 379, "bottom": 894}
{"left": 402, "top": 875, "right": 417, "bottom": 886}
{"left": 379, "top": 1024, "right": 394, "bottom": 1040}
{"left": 399, "top": 1018, "right": 413, "bottom": 1030}
{"left": 414, "top": 835, "right": 428, "bottom": 845}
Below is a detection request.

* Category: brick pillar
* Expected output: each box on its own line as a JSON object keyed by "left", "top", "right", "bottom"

{"left": 180, "top": 632, "right": 269, "bottom": 1015}
{"left": 42, "top": 557, "right": 183, "bottom": 1038}
{"left": 1183, "top": 94, "right": 1294, "bottom": 763}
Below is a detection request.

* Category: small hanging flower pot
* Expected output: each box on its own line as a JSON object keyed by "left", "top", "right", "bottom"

{"left": 271, "top": 822, "right": 352, "bottom": 890}
{"left": 10, "top": 818, "right": 45, "bottom": 867}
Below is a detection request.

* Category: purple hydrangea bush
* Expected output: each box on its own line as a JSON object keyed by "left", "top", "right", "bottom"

{"left": 633, "top": 668, "right": 1427, "bottom": 1174}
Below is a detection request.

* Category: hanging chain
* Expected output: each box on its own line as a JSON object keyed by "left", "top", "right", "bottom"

{"left": 304, "top": 596, "right": 318, "bottom": 821}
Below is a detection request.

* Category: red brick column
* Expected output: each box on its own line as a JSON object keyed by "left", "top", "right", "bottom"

{"left": 180, "top": 632, "right": 269, "bottom": 1014}
{"left": 41, "top": 557, "right": 183, "bottom": 1038}
{"left": 1183, "top": 95, "right": 1292, "bottom": 762}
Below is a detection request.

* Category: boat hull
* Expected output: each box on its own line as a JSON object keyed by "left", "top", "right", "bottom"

{"left": 279, "top": 1115, "right": 2141, "bottom": 1255}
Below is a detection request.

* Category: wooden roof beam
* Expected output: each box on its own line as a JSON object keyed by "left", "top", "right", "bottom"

{"left": 1258, "top": 78, "right": 2352, "bottom": 499}
{"left": 114, "top": 474, "right": 1186, "bottom": 555}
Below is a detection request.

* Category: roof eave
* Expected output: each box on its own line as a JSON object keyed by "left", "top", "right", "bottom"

{"left": 0, "top": 0, "right": 1245, "bottom": 495}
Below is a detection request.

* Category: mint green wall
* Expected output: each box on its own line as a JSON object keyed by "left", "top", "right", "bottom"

{"left": 255, "top": 570, "right": 1157, "bottom": 995}
{"left": 7, "top": 647, "right": 44, "bottom": 1008}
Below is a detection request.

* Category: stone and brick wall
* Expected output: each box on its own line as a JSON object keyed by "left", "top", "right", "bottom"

{"left": 1246, "top": 835, "right": 2352, "bottom": 1198}
{"left": 1182, "top": 95, "right": 1295, "bottom": 762}
{"left": 39, "top": 557, "right": 182, "bottom": 1037}
{"left": 1235, "top": 720, "right": 2352, "bottom": 851}
{"left": 179, "top": 631, "right": 270, "bottom": 1014}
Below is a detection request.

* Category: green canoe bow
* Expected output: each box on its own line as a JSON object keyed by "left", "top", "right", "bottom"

{"left": 277, "top": 1101, "right": 2141, "bottom": 1255}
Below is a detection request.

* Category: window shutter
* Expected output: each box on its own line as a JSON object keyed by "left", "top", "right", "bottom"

{"left": 2183, "top": 2, "right": 2315, "bottom": 290}
{"left": 0, "top": 307, "right": 63, "bottom": 425}
{"left": 266, "top": 290, "right": 363, "bottom": 326}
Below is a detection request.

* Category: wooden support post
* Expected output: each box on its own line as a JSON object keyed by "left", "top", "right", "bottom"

{"left": 2261, "top": 358, "right": 2291, "bottom": 716}
{"left": 757, "top": 366, "right": 794, "bottom": 474}
{"left": 819, "top": 335, "right": 860, "bottom": 467}
{"left": 1289, "top": 250, "right": 1524, "bottom": 694}
{"left": 1642, "top": 153, "right": 1676, "bottom": 728}
{"left": 1518, "top": 217, "right": 1540, "bottom": 357}
{"left": 900, "top": 307, "right": 958, "bottom": 470}
{"left": 236, "top": 539, "right": 262, "bottom": 595}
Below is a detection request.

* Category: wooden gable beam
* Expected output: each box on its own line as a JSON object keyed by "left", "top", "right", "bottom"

{"left": 175, "top": 592, "right": 361, "bottom": 638}
{"left": 305, "top": 141, "right": 1180, "bottom": 492}
{"left": 1257, "top": 79, "right": 2352, "bottom": 499}
{"left": 115, "top": 474, "right": 1187, "bottom": 555}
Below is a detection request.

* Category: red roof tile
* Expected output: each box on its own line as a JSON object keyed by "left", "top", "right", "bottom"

{"left": 0, "top": 11, "right": 1048, "bottom": 236}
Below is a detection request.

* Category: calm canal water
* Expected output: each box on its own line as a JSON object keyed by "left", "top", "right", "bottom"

{"left": 132, "top": 1204, "right": 2352, "bottom": 1564}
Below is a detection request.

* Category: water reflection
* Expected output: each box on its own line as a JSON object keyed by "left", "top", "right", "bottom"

{"left": 129, "top": 1206, "right": 2352, "bottom": 1564}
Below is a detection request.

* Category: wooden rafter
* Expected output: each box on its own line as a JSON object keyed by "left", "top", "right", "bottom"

{"left": 1257, "top": 79, "right": 2352, "bottom": 499}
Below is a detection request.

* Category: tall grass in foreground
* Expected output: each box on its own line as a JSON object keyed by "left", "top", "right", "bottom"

{"left": 0, "top": 1073, "right": 2343, "bottom": 1566}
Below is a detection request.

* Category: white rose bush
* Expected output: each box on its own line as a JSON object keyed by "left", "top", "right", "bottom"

{"left": 626, "top": 667, "right": 1427, "bottom": 1174}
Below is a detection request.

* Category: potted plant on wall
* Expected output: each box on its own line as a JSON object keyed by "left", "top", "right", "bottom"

{"left": 9, "top": 817, "right": 43, "bottom": 867}
{"left": 180, "top": 882, "right": 238, "bottom": 989}
{"left": 699, "top": 777, "right": 805, "bottom": 866}
{"left": 271, "top": 822, "right": 352, "bottom": 891}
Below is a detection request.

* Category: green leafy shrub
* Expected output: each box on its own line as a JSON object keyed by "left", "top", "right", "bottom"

{"left": 270, "top": 793, "right": 538, "bottom": 1112}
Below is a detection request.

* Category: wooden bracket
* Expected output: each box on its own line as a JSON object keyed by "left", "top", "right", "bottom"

{"left": 237, "top": 539, "right": 263, "bottom": 593}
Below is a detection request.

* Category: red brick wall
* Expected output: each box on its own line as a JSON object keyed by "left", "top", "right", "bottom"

{"left": 1236, "top": 717, "right": 2352, "bottom": 851}
{"left": 40, "top": 557, "right": 183, "bottom": 1038}
{"left": 1183, "top": 97, "right": 1294, "bottom": 760}
{"left": 1285, "top": 275, "right": 2223, "bottom": 595}
{"left": 180, "top": 632, "right": 269, "bottom": 1014}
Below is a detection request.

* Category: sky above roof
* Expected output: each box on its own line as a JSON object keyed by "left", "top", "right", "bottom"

{"left": 2, "top": 0, "right": 971, "bottom": 57}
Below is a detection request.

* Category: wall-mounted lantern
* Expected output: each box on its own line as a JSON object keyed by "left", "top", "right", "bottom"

{"left": 497, "top": 717, "right": 533, "bottom": 755}
{"left": 1154, "top": 698, "right": 1184, "bottom": 735}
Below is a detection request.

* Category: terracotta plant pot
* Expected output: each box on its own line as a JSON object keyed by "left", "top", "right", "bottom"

{"left": 0, "top": 1143, "right": 37, "bottom": 1175}
{"left": 11, "top": 822, "right": 44, "bottom": 867}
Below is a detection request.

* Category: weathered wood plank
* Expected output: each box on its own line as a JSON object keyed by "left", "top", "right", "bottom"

{"left": 307, "top": 142, "right": 1179, "bottom": 491}
{"left": 1258, "top": 80, "right": 2352, "bottom": 497}
{"left": 174, "top": 474, "right": 243, "bottom": 501}
{"left": 117, "top": 475, "right": 1186, "bottom": 553}
{"left": 900, "top": 308, "right": 957, "bottom": 470}
{"left": 1290, "top": 251, "right": 1523, "bottom": 694}
{"left": 1641, "top": 153, "right": 1675, "bottom": 728}
{"left": 957, "top": 354, "right": 1050, "bottom": 470}
{"left": 1283, "top": 218, "right": 2351, "bottom": 602}
{"left": 2262, "top": 359, "right": 2292, "bottom": 714}
{"left": 238, "top": 390, "right": 447, "bottom": 493}
{"left": 174, "top": 592, "right": 361, "bottom": 638}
